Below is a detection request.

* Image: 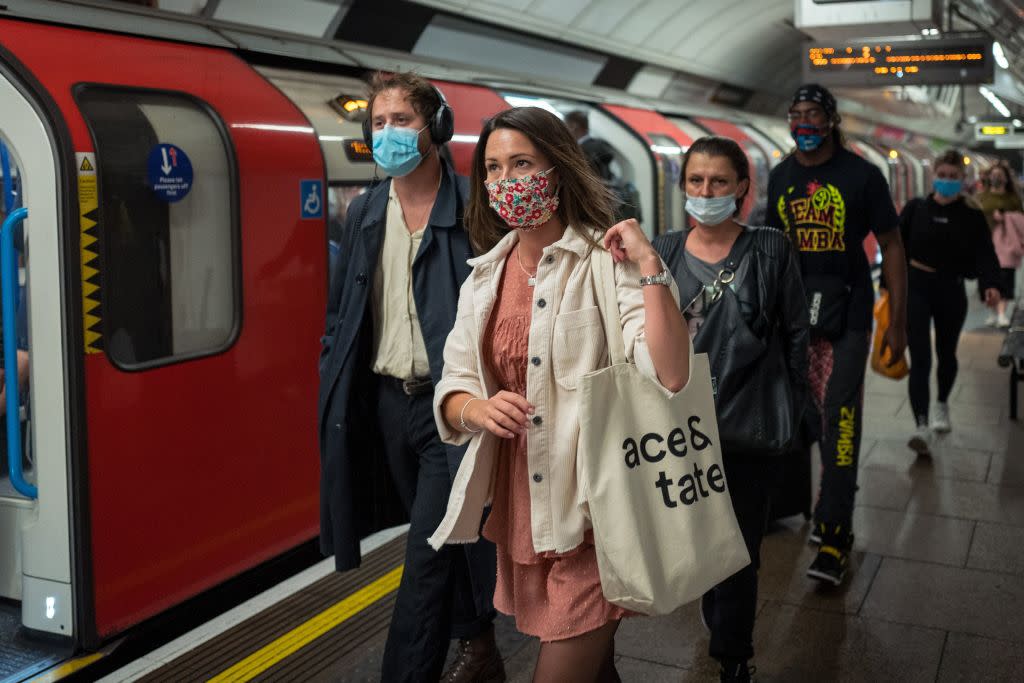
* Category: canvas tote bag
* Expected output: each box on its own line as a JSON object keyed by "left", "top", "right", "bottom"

{"left": 576, "top": 249, "right": 750, "bottom": 615}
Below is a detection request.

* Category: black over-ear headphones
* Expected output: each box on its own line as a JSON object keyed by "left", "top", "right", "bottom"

{"left": 362, "top": 85, "right": 455, "bottom": 147}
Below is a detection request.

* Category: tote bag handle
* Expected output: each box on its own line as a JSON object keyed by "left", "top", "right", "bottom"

{"left": 592, "top": 247, "right": 628, "bottom": 367}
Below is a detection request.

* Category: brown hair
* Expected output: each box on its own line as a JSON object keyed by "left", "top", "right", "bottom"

{"left": 987, "top": 161, "right": 1019, "bottom": 197}
{"left": 934, "top": 149, "right": 965, "bottom": 173}
{"left": 366, "top": 71, "right": 441, "bottom": 125}
{"left": 465, "top": 107, "right": 616, "bottom": 254}
{"left": 681, "top": 136, "right": 750, "bottom": 215}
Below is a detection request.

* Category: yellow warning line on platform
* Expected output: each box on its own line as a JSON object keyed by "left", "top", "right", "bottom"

{"left": 207, "top": 564, "right": 403, "bottom": 682}
{"left": 26, "top": 652, "right": 106, "bottom": 682}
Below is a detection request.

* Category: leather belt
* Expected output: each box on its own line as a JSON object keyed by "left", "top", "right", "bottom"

{"left": 401, "top": 377, "right": 433, "bottom": 396}
{"left": 376, "top": 373, "right": 433, "bottom": 396}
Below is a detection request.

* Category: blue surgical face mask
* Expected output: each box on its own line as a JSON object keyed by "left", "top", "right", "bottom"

{"left": 933, "top": 178, "right": 962, "bottom": 198}
{"left": 686, "top": 193, "right": 737, "bottom": 226}
{"left": 372, "top": 124, "right": 427, "bottom": 177}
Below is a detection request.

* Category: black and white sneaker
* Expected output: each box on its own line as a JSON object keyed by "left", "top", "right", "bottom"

{"left": 720, "top": 660, "right": 755, "bottom": 683}
{"left": 809, "top": 521, "right": 825, "bottom": 545}
{"left": 807, "top": 525, "right": 853, "bottom": 586}
{"left": 908, "top": 424, "right": 932, "bottom": 457}
{"left": 931, "top": 402, "right": 951, "bottom": 434}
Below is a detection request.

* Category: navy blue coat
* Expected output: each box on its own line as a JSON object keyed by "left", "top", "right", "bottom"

{"left": 318, "top": 159, "right": 473, "bottom": 570}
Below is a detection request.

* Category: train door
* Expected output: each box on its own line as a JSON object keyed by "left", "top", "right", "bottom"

{"left": 737, "top": 124, "right": 784, "bottom": 169}
{"left": 496, "top": 92, "right": 657, "bottom": 236}
{"left": 0, "top": 44, "right": 79, "bottom": 677}
{"left": 602, "top": 105, "right": 693, "bottom": 235}
{"left": 2, "top": 18, "right": 326, "bottom": 647}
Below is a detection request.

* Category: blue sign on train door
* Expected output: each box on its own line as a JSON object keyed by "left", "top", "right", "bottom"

{"left": 147, "top": 143, "right": 193, "bottom": 202}
{"left": 300, "top": 179, "right": 323, "bottom": 219}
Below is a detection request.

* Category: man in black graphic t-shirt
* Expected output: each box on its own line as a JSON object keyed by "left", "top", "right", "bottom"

{"left": 766, "top": 84, "right": 908, "bottom": 587}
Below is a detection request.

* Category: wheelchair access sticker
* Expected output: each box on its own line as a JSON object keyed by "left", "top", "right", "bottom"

{"left": 300, "top": 179, "right": 323, "bottom": 220}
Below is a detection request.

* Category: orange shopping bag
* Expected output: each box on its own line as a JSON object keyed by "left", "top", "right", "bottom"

{"left": 871, "top": 288, "right": 909, "bottom": 379}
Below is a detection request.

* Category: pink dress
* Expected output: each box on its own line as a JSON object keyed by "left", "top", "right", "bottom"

{"left": 481, "top": 252, "right": 630, "bottom": 642}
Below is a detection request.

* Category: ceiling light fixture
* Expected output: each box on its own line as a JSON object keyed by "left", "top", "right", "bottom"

{"left": 979, "top": 86, "right": 1011, "bottom": 117}
{"left": 993, "top": 42, "right": 1010, "bottom": 70}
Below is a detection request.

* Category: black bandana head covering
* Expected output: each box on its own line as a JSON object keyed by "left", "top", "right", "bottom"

{"left": 791, "top": 83, "right": 837, "bottom": 119}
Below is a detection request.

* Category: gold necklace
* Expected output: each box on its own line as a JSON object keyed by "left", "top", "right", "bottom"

{"left": 516, "top": 246, "right": 537, "bottom": 287}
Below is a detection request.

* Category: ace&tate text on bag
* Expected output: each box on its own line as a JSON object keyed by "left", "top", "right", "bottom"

{"left": 621, "top": 416, "right": 728, "bottom": 508}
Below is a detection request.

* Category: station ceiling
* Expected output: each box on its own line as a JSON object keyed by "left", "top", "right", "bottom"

{"left": 24, "top": 0, "right": 1024, "bottom": 144}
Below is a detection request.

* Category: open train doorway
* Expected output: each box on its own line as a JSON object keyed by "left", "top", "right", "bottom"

{"left": 0, "top": 50, "right": 79, "bottom": 680}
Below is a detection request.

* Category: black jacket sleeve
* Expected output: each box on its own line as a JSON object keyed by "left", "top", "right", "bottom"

{"left": 764, "top": 169, "right": 784, "bottom": 232}
{"left": 898, "top": 198, "right": 917, "bottom": 262}
{"left": 775, "top": 234, "right": 810, "bottom": 422}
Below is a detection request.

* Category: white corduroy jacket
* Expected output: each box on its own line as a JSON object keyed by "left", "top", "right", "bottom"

{"left": 428, "top": 226, "right": 684, "bottom": 553}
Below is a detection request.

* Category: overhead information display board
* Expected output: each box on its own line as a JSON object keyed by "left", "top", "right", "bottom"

{"left": 802, "top": 33, "right": 994, "bottom": 87}
{"left": 975, "top": 122, "right": 1024, "bottom": 142}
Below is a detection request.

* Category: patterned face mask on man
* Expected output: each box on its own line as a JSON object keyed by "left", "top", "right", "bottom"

{"left": 791, "top": 124, "right": 827, "bottom": 152}
{"left": 486, "top": 167, "right": 559, "bottom": 231}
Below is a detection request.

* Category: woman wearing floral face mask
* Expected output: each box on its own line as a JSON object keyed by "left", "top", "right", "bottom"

{"left": 428, "top": 106, "right": 691, "bottom": 682}
{"left": 652, "top": 136, "right": 808, "bottom": 683}
{"left": 898, "top": 150, "right": 1001, "bottom": 455}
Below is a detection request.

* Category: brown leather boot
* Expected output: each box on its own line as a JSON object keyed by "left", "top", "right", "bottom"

{"left": 440, "top": 625, "right": 506, "bottom": 683}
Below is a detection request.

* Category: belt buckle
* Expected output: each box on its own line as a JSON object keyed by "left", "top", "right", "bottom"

{"left": 402, "top": 377, "right": 431, "bottom": 396}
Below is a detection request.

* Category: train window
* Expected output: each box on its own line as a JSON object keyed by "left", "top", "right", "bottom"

{"left": 75, "top": 87, "right": 239, "bottom": 369}
{"left": 647, "top": 133, "right": 684, "bottom": 233}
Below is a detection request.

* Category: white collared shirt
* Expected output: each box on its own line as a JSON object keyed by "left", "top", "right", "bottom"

{"left": 428, "top": 226, "right": 686, "bottom": 553}
{"left": 370, "top": 182, "right": 431, "bottom": 380}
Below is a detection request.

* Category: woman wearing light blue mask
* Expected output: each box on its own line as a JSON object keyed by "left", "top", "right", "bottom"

{"left": 898, "top": 149, "right": 1001, "bottom": 457}
{"left": 653, "top": 137, "right": 809, "bottom": 683}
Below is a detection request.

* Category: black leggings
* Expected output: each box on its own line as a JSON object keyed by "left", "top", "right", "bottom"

{"left": 907, "top": 268, "right": 968, "bottom": 423}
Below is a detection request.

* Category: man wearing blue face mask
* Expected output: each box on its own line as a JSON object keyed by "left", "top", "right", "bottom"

{"left": 318, "top": 71, "right": 503, "bottom": 682}
{"left": 898, "top": 149, "right": 1000, "bottom": 456}
{"left": 765, "top": 83, "right": 908, "bottom": 587}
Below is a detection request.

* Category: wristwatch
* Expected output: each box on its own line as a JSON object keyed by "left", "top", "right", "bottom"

{"left": 639, "top": 269, "right": 672, "bottom": 287}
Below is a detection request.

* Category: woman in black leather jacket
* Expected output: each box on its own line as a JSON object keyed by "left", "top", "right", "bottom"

{"left": 652, "top": 136, "right": 809, "bottom": 683}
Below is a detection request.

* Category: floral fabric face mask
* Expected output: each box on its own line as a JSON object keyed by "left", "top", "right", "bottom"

{"left": 485, "top": 167, "right": 559, "bottom": 231}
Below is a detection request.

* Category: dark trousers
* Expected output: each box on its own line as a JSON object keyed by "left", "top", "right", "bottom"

{"left": 375, "top": 376, "right": 495, "bottom": 682}
{"left": 707, "top": 455, "right": 777, "bottom": 663}
{"left": 907, "top": 269, "right": 968, "bottom": 423}
{"left": 807, "top": 329, "right": 869, "bottom": 530}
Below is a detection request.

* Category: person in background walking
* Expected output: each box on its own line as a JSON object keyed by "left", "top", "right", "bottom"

{"left": 765, "top": 83, "right": 908, "bottom": 587}
{"left": 976, "top": 162, "right": 1023, "bottom": 326}
{"left": 901, "top": 150, "right": 1002, "bottom": 455}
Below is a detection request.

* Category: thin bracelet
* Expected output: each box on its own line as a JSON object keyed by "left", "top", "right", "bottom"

{"left": 459, "top": 397, "right": 484, "bottom": 433}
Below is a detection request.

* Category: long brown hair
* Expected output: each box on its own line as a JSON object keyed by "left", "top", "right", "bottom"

{"left": 465, "top": 107, "right": 616, "bottom": 254}
{"left": 987, "top": 160, "right": 1020, "bottom": 198}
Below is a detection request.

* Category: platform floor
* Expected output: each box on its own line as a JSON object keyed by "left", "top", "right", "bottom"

{"left": 323, "top": 300, "right": 1024, "bottom": 682}
{"left": 105, "top": 296, "right": 1024, "bottom": 682}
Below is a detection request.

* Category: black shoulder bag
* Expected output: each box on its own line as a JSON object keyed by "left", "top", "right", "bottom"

{"left": 671, "top": 230, "right": 796, "bottom": 456}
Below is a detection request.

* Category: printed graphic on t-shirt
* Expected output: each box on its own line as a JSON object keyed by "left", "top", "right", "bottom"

{"left": 776, "top": 180, "right": 847, "bottom": 253}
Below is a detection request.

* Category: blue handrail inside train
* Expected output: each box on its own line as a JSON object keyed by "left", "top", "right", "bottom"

{"left": 2, "top": 207, "right": 34, "bottom": 498}
{"left": 0, "top": 140, "right": 13, "bottom": 215}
